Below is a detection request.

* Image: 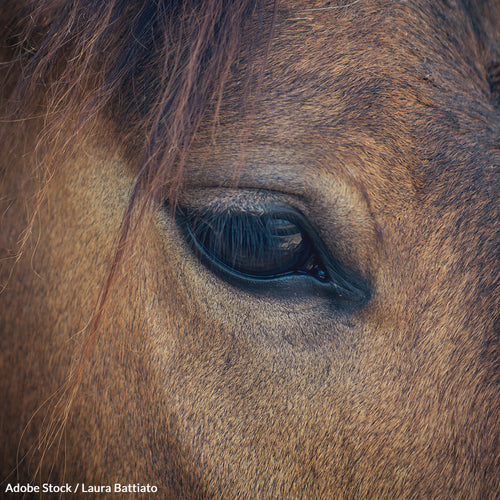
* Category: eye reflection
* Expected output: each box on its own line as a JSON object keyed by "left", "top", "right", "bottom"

{"left": 184, "top": 210, "right": 329, "bottom": 281}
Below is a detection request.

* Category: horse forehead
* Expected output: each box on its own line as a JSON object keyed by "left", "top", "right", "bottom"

{"left": 192, "top": 7, "right": 428, "bottom": 197}
{"left": 227, "top": 1, "right": 471, "bottom": 116}
{"left": 197, "top": 2, "right": 485, "bottom": 199}
{"left": 216, "top": 7, "right": 402, "bottom": 137}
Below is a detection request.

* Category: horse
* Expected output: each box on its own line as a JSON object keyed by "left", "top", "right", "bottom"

{"left": 1, "top": 0, "right": 498, "bottom": 497}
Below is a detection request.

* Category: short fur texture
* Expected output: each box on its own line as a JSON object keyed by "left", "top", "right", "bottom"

{"left": 0, "top": 0, "right": 499, "bottom": 498}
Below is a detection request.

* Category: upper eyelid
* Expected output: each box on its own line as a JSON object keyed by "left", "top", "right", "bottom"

{"left": 173, "top": 187, "right": 307, "bottom": 213}
{"left": 178, "top": 200, "right": 312, "bottom": 228}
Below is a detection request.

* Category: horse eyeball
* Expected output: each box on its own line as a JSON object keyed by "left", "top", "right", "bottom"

{"left": 186, "top": 212, "right": 324, "bottom": 280}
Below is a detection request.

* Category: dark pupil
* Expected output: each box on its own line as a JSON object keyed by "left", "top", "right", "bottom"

{"left": 190, "top": 213, "right": 312, "bottom": 278}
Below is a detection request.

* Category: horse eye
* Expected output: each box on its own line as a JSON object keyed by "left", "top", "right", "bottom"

{"left": 183, "top": 210, "right": 329, "bottom": 282}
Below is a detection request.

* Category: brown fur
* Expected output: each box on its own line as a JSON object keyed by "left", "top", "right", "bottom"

{"left": 1, "top": 0, "right": 499, "bottom": 498}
